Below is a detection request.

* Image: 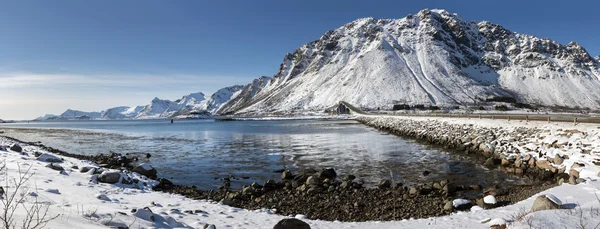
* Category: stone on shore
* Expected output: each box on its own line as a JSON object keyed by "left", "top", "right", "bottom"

{"left": 45, "top": 163, "right": 64, "bottom": 171}
{"left": 378, "top": 179, "right": 391, "bottom": 189}
{"left": 535, "top": 160, "right": 552, "bottom": 170}
{"left": 273, "top": 218, "right": 311, "bottom": 229}
{"left": 530, "top": 194, "right": 562, "bottom": 212}
{"left": 37, "top": 153, "right": 63, "bottom": 163}
{"left": 98, "top": 171, "right": 122, "bottom": 184}
{"left": 282, "top": 170, "right": 294, "bottom": 180}
{"left": 9, "top": 144, "right": 22, "bottom": 152}
{"left": 443, "top": 201, "right": 453, "bottom": 212}
{"left": 554, "top": 154, "right": 564, "bottom": 165}
{"left": 484, "top": 195, "right": 497, "bottom": 205}
{"left": 132, "top": 163, "right": 158, "bottom": 179}
{"left": 318, "top": 168, "right": 337, "bottom": 180}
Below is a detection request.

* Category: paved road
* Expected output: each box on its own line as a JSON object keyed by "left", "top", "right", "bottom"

{"left": 339, "top": 101, "right": 600, "bottom": 124}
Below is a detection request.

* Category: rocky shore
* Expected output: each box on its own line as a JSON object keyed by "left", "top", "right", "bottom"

{"left": 355, "top": 115, "right": 599, "bottom": 185}
{"left": 3, "top": 115, "right": 598, "bottom": 223}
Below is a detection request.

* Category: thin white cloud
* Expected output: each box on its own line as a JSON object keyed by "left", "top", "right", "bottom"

{"left": 0, "top": 72, "right": 248, "bottom": 89}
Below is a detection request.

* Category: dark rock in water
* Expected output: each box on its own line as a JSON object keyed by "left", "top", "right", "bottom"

{"left": 273, "top": 218, "right": 311, "bottom": 229}
{"left": 146, "top": 153, "right": 152, "bottom": 159}
{"left": 10, "top": 144, "right": 22, "bottom": 152}
{"left": 132, "top": 164, "right": 158, "bottom": 179}
{"left": 154, "top": 178, "right": 175, "bottom": 190}
{"left": 422, "top": 171, "right": 430, "bottom": 176}
{"left": 282, "top": 170, "right": 294, "bottom": 180}
{"left": 378, "top": 179, "right": 391, "bottom": 189}
{"left": 45, "top": 163, "right": 64, "bottom": 171}
{"left": 343, "top": 175, "right": 356, "bottom": 182}
{"left": 318, "top": 168, "right": 337, "bottom": 180}
{"left": 98, "top": 172, "right": 122, "bottom": 184}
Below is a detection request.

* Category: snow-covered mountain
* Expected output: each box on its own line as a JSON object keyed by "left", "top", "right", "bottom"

{"left": 34, "top": 114, "right": 58, "bottom": 121}
{"left": 55, "top": 109, "right": 102, "bottom": 120}
{"left": 134, "top": 92, "right": 212, "bottom": 119}
{"left": 218, "top": 9, "right": 600, "bottom": 115}
{"left": 101, "top": 106, "right": 144, "bottom": 119}
{"left": 217, "top": 76, "right": 271, "bottom": 115}
{"left": 134, "top": 97, "right": 178, "bottom": 119}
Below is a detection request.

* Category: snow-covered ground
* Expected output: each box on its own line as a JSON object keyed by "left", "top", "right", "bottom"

{"left": 1, "top": 115, "right": 600, "bottom": 228}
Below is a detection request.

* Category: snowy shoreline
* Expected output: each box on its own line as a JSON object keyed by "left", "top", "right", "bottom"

{"left": 355, "top": 115, "right": 600, "bottom": 181}
{"left": 1, "top": 115, "right": 600, "bottom": 228}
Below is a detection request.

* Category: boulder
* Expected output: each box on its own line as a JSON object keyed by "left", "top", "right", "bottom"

{"left": 443, "top": 201, "right": 453, "bottom": 211}
{"left": 132, "top": 164, "right": 157, "bottom": 179}
{"left": 9, "top": 144, "right": 22, "bottom": 152}
{"left": 554, "top": 154, "right": 564, "bottom": 165}
{"left": 452, "top": 199, "right": 470, "bottom": 208}
{"left": 484, "top": 157, "right": 495, "bottom": 166}
{"left": 484, "top": 195, "right": 497, "bottom": 205}
{"left": 530, "top": 194, "right": 562, "bottom": 212}
{"left": 409, "top": 186, "right": 419, "bottom": 195}
{"left": 80, "top": 166, "right": 95, "bottom": 173}
{"left": 98, "top": 172, "right": 122, "bottom": 184}
{"left": 203, "top": 225, "right": 216, "bottom": 229}
{"left": 273, "top": 218, "right": 311, "bottom": 229}
{"left": 569, "top": 175, "right": 578, "bottom": 185}
{"left": 535, "top": 160, "right": 552, "bottom": 170}
{"left": 282, "top": 170, "right": 294, "bottom": 180}
{"left": 45, "top": 163, "right": 64, "bottom": 171}
{"left": 569, "top": 169, "right": 580, "bottom": 178}
{"left": 343, "top": 175, "right": 356, "bottom": 181}
{"left": 378, "top": 179, "right": 391, "bottom": 189}
{"left": 37, "top": 153, "right": 62, "bottom": 163}
{"left": 305, "top": 176, "right": 320, "bottom": 186}
{"left": 133, "top": 208, "right": 155, "bottom": 222}
{"left": 318, "top": 168, "right": 337, "bottom": 180}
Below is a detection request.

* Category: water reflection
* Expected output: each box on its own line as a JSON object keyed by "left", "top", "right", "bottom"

{"left": 0, "top": 119, "right": 526, "bottom": 189}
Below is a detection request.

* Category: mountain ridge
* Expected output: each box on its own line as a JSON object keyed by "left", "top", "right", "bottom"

{"left": 217, "top": 9, "right": 600, "bottom": 115}
{"left": 32, "top": 9, "right": 600, "bottom": 119}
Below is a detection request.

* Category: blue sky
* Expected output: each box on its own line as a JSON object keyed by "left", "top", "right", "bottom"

{"left": 1, "top": 0, "right": 598, "bottom": 119}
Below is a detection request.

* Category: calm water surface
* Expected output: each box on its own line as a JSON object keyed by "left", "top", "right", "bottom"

{"left": 0, "top": 119, "right": 525, "bottom": 189}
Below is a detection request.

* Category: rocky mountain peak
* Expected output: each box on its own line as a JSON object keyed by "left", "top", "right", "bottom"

{"left": 217, "top": 8, "right": 600, "bottom": 114}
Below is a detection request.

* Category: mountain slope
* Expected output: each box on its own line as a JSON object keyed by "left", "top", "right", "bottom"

{"left": 202, "top": 85, "right": 244, "bottom": 113}
{"left": 34, "top": 114, "right": 58, "bottom": 121}
{"left": 217, "top": 77, "right": 271, "bottom": 115}
{"left": 101, "top": 106, "right": 144, "bottom": 119}
{"left": 135, "top": 97, "right": 178, "bottom": 119}
{"left": 219, "top": 9, "right": 600, "bottom": 115}
{"left": 57, "top": 109, "right": 102, "bottom": 120}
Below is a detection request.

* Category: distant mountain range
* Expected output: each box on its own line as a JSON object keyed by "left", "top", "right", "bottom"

{"left": 35, "top": 9, "right": 600, "bottom": 120}
{"left": 34, "top": 84, "right": 255, "bottom": 120}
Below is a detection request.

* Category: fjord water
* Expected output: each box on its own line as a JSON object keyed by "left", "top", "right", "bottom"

{"left": 1, "top": 119, "right": 523, "bottom": 189}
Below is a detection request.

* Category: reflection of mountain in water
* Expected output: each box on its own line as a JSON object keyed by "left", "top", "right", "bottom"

{"left": 1, "top": 119, "right": 529, "bottom": 189}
